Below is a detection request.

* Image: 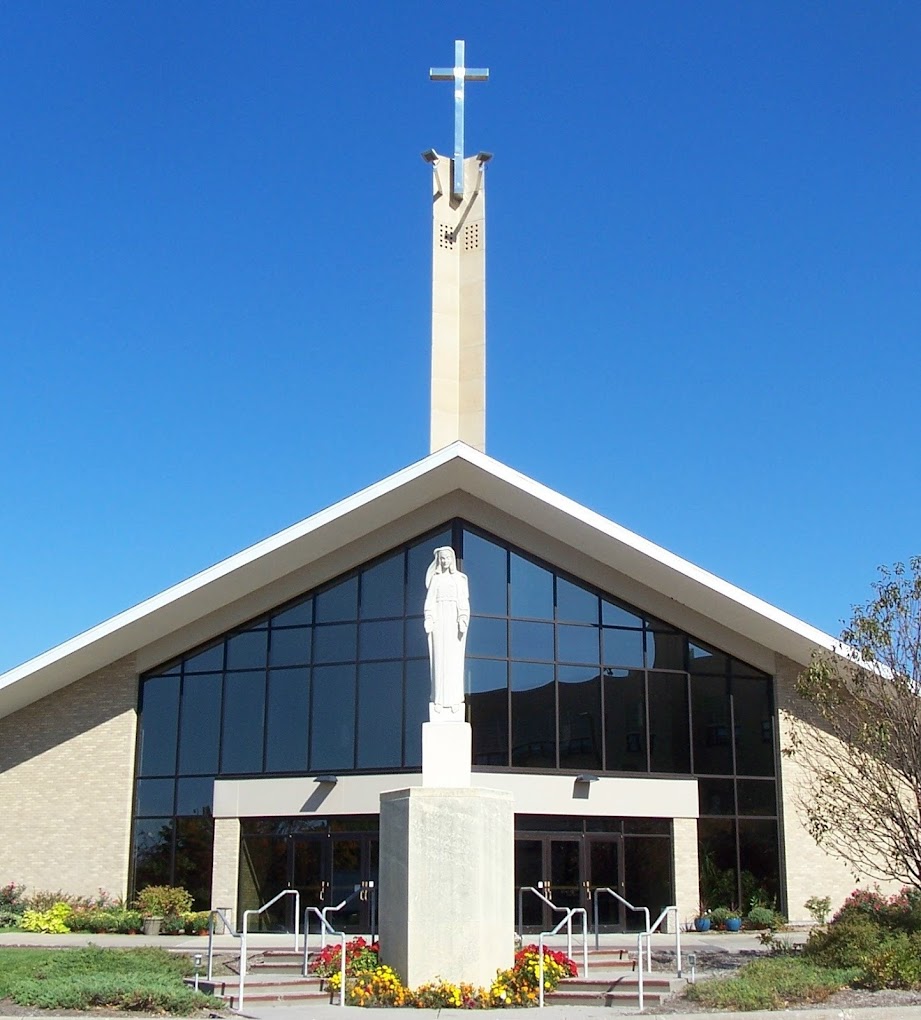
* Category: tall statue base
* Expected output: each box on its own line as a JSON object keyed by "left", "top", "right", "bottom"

{"left": 379, "top": 786, "right": 514, "bottom": 988}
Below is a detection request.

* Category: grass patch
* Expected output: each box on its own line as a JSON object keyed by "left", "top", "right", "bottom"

{"left": 686, "top": 956, "right": 859, "bottom": 1011}
{"left": 0, "top": 946, "right": 219, "bottom": 1014}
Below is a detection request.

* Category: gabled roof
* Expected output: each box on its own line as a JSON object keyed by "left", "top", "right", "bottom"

{"left": 0, "top": 443, "right": 835, "bottom": 720}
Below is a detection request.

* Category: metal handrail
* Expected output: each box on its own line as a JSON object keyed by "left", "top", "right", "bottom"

{"left": 303, "top": 905, "right": 347, "bottom": 1008}
{"left": 238, "top": 889, "right": 301, "bottom": 1011}
{"left": 592, "top": 887, "right": 651, "bottom": 968}
{"left": 537, "top": 906, "right": 588, "bottom": 1008}
{"left": 206, "top": 908, "right": 239, "bottom": 981}
{"left": 636, "top": 905, "right": 682, "bottom": 1011}
{"left": 319, "top": 881, "right": 377, "bottom": 948}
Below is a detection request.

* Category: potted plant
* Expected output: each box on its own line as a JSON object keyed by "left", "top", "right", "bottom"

{"left": 135, "top": 885, "right": 192, "bottom": 936}
{"left": 724, "top": 910, "right": 742, "bottom": 932}
{"left": 693, "top": 901, "right": 712, "bottom": 931}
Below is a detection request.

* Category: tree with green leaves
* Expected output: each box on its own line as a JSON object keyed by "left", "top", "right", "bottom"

{"left": 786, "top": 556, "right": 921, "bottom": 888}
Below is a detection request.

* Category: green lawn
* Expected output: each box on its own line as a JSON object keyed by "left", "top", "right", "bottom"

{"left": 0, "top": 946, "right": 220, "bottom": 1014}
{"left": 686, "top": 956, "right": 860, "bottom": 1011}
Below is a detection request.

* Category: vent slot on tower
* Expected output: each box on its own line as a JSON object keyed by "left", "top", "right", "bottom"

{"left": 463, "top": 223, "right": 481, "bottom": 251}
{"left": 437, "top": 224, "right": 456, "bottom": 250}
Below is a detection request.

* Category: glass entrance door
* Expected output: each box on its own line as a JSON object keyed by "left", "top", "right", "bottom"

{"left": 515, "top": 833, "right": 624, "bottom": 932}
{"left": 289, "top": 833, "right": 378, "bottom": 933}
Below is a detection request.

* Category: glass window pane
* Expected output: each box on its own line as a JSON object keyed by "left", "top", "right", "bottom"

{"left": 226, "top": 630, "right": 268, "bottom": 670}
{"left": 649, "top": 671, "right": 690, "bottom": 774}
{"left": 737, "top": 779, "right": 777, "bottom": 817}
{"left": 731, "top": 657, "right": 767, "bottom": 679}
{"left": 404, "top": 616, "right": 428, "bottom": 659}
{"left": 357, "top": 662, "right": 403, "bottom": 768}
{"left": 221, "top": 671, "right": 266, "bottom": 774}
{"left": 272, "top": 598, "right": 312, "bottom": 628}
{"left": 406, "top": 530, "right": 452, "bottom": 616}
{"left": 467, "top": 616, "right": 507, "bottom": 658}
{"left": 184, "top": 644, "right": 224, "bottom": 673}
{"left": 556, "top": 577, "right": 598, "bottom": 624}
{"left": 468, "top": 659, "right": 508, "bottom": 766}
{"left": 558, "top": 666, "right": 602, "bottom": 769}
{"left": 315, "top": 576, "right": 358, "bottom": 623}
{"left": 269, "top": 626, "right": 311, "bottom": 668}
{"left": 738, "top": 819, "right": 780, "bottom": 906}
{"left": 689, "top": 642, "right": 728, "bottom": 675}
{"left": 265, "top": 668, "right": 309, "bottom": 772}
{"left": 623, "top": 837, "right": 673, "bottom": 927}
{"left": 359, "top": 620, "right": 403, "bottom": 661}
{"left": 509, "top": 554, "right": 553, "bottom": 620}
{"left": 403, "top": 659, "right": 430, "bottom": 767}
{"left": 133, "top": 818, "right": 173, "bottom": 893}
{"left": 178, "top": 673, "right": 222, "bottom": 775}
{"left": 557, "top": 624, "right": 599, "bottom": 664}
{"left": 692, "top": 674, "right": 732, "bottom": 775}
{"left": 647, "top": 631, "right": 686, "bottom": 671}
{"left": 461, "top": 531, "right": 507, "bottom": 616}
{"left": 733, "top": 677, "right": 775, "bottom": 776}
{"left": 510, "top": 620, "right": 554, "bottom": 661}
{"left": 604, "top": 668, "right": 647, "bottom": 772}
{"left": 602, "top": 600, "right": 643, "bottom": 628}
{"left": 360, "top": 553, "right": 405, "bottom": 619}
{"left": 310, "top": 664, "right": 356, "bottom": 771}
{"left": 138, "top": 675, "right": 180, "bottom": 776}
{"left": 313, "top": 623, "right": 358, "bottom": 663}
{"left": 511, "top": 662, "right": 555, "bottom": 767}
{"left": 698, "top": 778, "right": 735, "bottom": 816}
{"left": 136, "top": 778, "right": 174, "bottom": 817}
{"left": 176, "top": 776, "right": 214, "bottom": 816}
{"left": 698, "top": 817, "right": 738, "bottom": 909}
{"left": 602, "top": 628, "right": 644, "bottom": 669}
{"left": 174, "top": 817, "right": 214, "bottom": 911}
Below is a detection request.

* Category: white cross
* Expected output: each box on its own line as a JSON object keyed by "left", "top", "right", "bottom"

{"left": 430, "top": 40, "right": 489, "bottom": 199}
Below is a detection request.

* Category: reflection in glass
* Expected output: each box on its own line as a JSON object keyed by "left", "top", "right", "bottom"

{"left": 310, "top": 664, "right": 356, "bottom": 771}
{"left": 360, "top": 554, "right": 404, "bottom": 619}
{"left": 178, "top": 674, "right": 222, "bottom": 775}
{"left": 558, "top": 666, "right": 602, "bottom": 769}
{"left": 602, "top": 600, "right": 643, "bottom": 628}
{"left": 357, "top": 662, "right": 402, "bottom": 768}
{"left": 138, "top": 675, "right": 180, "bottom": 776}
{"left": 221, "top": 671, "right": 266, "bottom": 774}
{"left": 269, "top": 627, "right": 311, "bottom": 668}
{"left": 733, "top": 677, "right": 774, "bottom": 776}
{"left": 557, "top": 624, "right": 599, "bottom": 664}
{"left": 737, "top": 779, "right": 777, "bottom": 816}
{"left": 174, "top": 817, "right": 214, "bottom": 910}
{"left": 648, "top": 672, "right": 690, "bottom": 774}
{"left": 265, "top": 668, "right": 309, "bottom": 773}
{"left": 272, "top": 598, "right": 312, "bottom": 628}
{"left": 468, "top": 659, "right": 508, "bottom": 766}
{"left": 646, "top": 631, "right": 686, "bottom": 671}
{"left": 556, "top": 577, "right": 597, "bottom": 624}
{"left": 604, "top": 669, "right": 647, "bottom": 772}
{"left": 698, "top": 778, "right": 735, "bottom": 815}
{"left": 510, "top": 554, "right": 553, "bottom": 620}
{"left": 359, "top": 620, "right": 403, "bottom": 661}
{"left": 467, "top": 616, "right": 507, "bottom": 658}
{"left": 462, "top": 531, "right": 507, "bottom": 616}
{"left": 403, "top": 659, "right": 429, "bottom": 768}
{"left": 133, "top": 817, "right": 173, "bottom": 892}
{"left": 689, "top": 642, "right": 728, "bottom": 675}
{"left": 313, "top": 623, "right": 358, "bottom": 664}
{"left": 511, "top": 662, "right": 555, "bottom": 767}
{"left": 623, "top": 837, "right": 673, "bottom": 928}
{"left": 602, "top": 628, "right": 644, "bottom": 669}
{"left": 315, "top": 577, "right": 358, "bottom": 623}
{"left": 184, "top": 644, "right": 224, "bottom": 673}
{"left": 136, "top": 778, "right": 174, "bottom": 817}
{"left": 176, "top": 776, "right": 214, "bottom": 816}
{"left": 226, "top": 630, "right": 268, "bottom": 670}
{"left": 510, "top": 620, "right": 554, "bottom": 661}
{"left": 692, "top": 675, "right": 732, "bottom": 775}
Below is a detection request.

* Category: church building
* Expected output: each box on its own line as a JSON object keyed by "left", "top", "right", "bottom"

{"left": 0, "top": 43, "right": 862, "bottom": 933}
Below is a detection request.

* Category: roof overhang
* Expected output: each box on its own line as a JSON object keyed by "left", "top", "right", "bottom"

{"left": 0, "top": 443, "right": 836, "bottom": 720}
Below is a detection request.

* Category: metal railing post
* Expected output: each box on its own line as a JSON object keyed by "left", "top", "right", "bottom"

{"left": 637, "top": 932, "right": 645, "bottom": 1011}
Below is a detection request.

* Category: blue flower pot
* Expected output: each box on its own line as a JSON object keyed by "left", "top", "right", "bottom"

{"left": 694, "top": 917, "right": 711, "bottom": 932}
{"left": 725, "top": 917, "right": 742, "bottom": 932}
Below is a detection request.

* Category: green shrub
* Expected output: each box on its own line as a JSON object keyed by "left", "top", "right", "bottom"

{"left": 687, "top": 956, "right": 858, "bottom": 1010}
{"left": 11, "top": 974, "right": 215, "bottom": 1013}
{"left": 856, "top": 932, "right": 921, "bottom": 990}
{"left": 21, "top": 903, "right": 72, "bottom": 934}
{"left": 0, "top": 910, "right": 23, "bottom": 929}
{"left": 0, "top": 882, "right": 26, "bottom": 912}
{"left": 709, "top": 907, "right": 731, "bottom": 927}
{"left": 135, "top": 885, "right": 193, "bottom": 917}
{"left": 805, "top": 895, "right": 832, "bottom": 924}
{"left": 746, "top": 906, "right": 776, "bottom": 930}
{"left": 803, "top": 913, "right": 886, "bottom": 969}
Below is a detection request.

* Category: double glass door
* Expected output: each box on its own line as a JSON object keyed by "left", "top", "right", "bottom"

{"left": 290, "top": 833, "right": 378, "bottom": 932}
{"left": 515, "top": 834, "right": 624, "bottom": 932}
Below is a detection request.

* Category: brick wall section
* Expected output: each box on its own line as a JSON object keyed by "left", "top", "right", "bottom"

{"left": 211, "top": 817, "right": 240, "bottom": 927}
{"left": 672, "top": 816, "right": 700, "bottom": 932}
{"left": 775, "top": 654, "right": 901, "bottom": 921}
{"left": 0, "top": 655, "right": 138, "bottom": 899}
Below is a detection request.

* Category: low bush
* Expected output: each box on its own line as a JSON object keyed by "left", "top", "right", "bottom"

{"left": 0, "top": 909, "right": 24, "bottom": 929}
{"left": 183, "top": 910, "right": 212, "bottom": 934}
{"left": 68, "top": 909, "right": 143, "bottom": 934}
{"left": 0, "top": 882, "right": 26, "bottom": 913}
{"left": 134, "top": 885, "right": 193, "bottom": 918}
{"left": 855, "top": 932, "right": 921, "bottom": 990}
{"left": 746, "top": 906, "right": 776, "bottom": 930}
{"left": 687, "top": 956, "right": 858, "bottom": 1011}
{"left": 803, "top": 913, "right": 883, "bottom": 969}
{"left": 21, "top": 903, "right": 72, "bottom": 934}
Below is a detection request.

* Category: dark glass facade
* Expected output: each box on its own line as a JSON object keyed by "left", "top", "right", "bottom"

{"left": 133, "top": 520, "right": 781, "bottom": 912}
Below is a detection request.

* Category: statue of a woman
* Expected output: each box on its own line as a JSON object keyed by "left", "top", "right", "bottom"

{"left": 424, "top": 547, "right": 470, "bottom": 719}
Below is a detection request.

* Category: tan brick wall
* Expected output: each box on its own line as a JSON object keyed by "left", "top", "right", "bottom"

{"left": 0, "top": 655, "right": 138, "bottom": 899}
{"left": 211, "top": 817, "right": 240, "bottom": 926}
{"left": 672, "top": 816, "right": 700, "bottom": 931}
{"left": 775, "top": 654, "right": 901, "bottom": 922}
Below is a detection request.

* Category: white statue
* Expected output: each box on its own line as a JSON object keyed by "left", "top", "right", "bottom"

{"left": 424, "top": 547, "right": 470, "bottom": 720}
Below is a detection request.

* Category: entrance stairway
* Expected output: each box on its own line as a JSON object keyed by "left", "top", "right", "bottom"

{"left": 203, "top": 946, "right": 686, "bottom": 1009}
{"left": 205, "top": 950, "right": 327, "bottom": 1008}
{"left": 546, "top": 947, "right": 687, "bottom": 1007}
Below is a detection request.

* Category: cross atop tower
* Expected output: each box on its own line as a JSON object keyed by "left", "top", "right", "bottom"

{"left": 430, "top": 40, "right": 489, "bottom": 200}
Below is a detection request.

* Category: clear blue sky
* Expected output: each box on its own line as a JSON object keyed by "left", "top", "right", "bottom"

{"left": 2, "top": 1, "right": 919, "bottom": 673}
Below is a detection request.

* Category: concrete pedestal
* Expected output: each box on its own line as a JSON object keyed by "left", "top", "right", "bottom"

{"left": 422, "top": 721, "right": 471, "bottom": 787}
{"left": 378, "top": 786, "right": 514, "bottom": 988}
